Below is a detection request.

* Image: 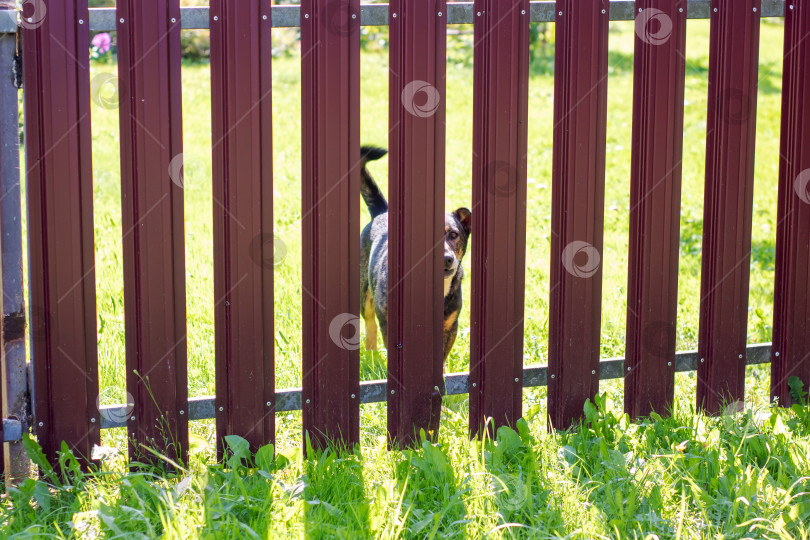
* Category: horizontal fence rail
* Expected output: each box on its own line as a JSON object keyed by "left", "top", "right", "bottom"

{"left": 0, "top": 0, "right": 788, "bottom": 33}
{"left": 57, "top": 342, "right": 772, "bottom": 433}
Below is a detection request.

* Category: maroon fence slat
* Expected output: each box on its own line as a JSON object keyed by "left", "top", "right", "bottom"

{"left": 300, "top": 0, "right": 361, "bottom": 449}
{"left": 624, "top": 0, "right": 687, "bottom": 418}
{"left": 469, "top": 0, "right": 529, "bottom": 436}
{"left": 117, "top": 0, "right": 188, "bottom": 464}
{"left": 387, "top": 0, "right": 446, "bottom": 446}
{"left": 772, "top": 0, "right": 810, "bottom": 406}
{"left": 697, "top": 0, "right": 760, "bottom": 414}
{"left": 210, "top": 1, "right": 274, "bottom": 455}
{"left": 548, "top": 0, "right": 609, "bottom": 429}
{"left": 22, "top": 0, "right": 100, "bottom": 466}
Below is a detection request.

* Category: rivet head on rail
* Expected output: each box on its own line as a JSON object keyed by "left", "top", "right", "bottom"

{"left": 514, "top": 377, "right": 519, "bottom": 383}
{"left": 638, "top": 7, "right": 642, "bottom": 12}
{"left": 91, "top": 417, "right": 96, "bottom": 423}
{"left": 438, "top": 11, "right": 443, "bottom": 17}
{"left": 263, "top": 15, "right": 268, "bottom": 20}
{"left": 472, "top": 382, "right": 477, "bottom": 387}
{"left": 591, "top": 370, "right": 596, "bottom": 375}
{"left": 390, "top": 390, "right": 395, "bottom": 394}
{"left": 558, "top": 11, "right": 562, "bottom": 16}
{"left": 477, "top": 11, "right": 482, "bottom": 16}
{"left": 38, "top": 421, "right": 44, "bottom": 427}
{"left": 679, "top": 7, "right": 684, "bottom": 12}
{"left": 738, "top": 353, "right": 743, "bottom": 359}
{"left": 179, "top": 410, "right": 184, "bottom": 415}
{"left": 350, "top": 394, "right": 356, "bottom": 399}
{"left": 627, "top": 366, "right": 632, "bottom": 372}
{"left": 790, "top": 5, "right": 794, "bottom": 9}
{"left": 753, "top": 7, "right": 757, "bottom": 12}
{"left": 79, "top": 19, "right": 84, "bottom": 24}
{"left": 668, "top": 361, "right": 672, "bottom": 366}
{"left": 713, "top": 7, "right": 717, "bottom": 12}
{"left": 601, "top": 9, "right": 605, "bottom": 14}
{"left": 775, "top": 351, "right": 780, "bottom": 357}
{"left": 392, "top": 13, "right": 397, "bottom": 18}
{"left": 306, "top": 398, "right": 311, "bottom": 404}
{"left": 352, "top": 13, "right": 356, "bottom": 19}
{"left": 120, "top": 18, "right": 125, "bottom": 23}
{"left": 130, "top": 416, "right": 135, "bottom": 421}
{"left": 171, "top": 17, "right": 176, "bottom": 23}
{"left": 521, "top": 10, "right": 526, "bottom": 15}
{"left": 550, "top": 374, "right": 555, "bottom": 379}
{"left": 266, "top": 401, "right": 272, "bottom": 406}
{"left": 213, "top": 15, "right": 219, "bottom": 21}
{"left": 218, "top": 406, "right": 224, "bottom": 411}
{"left": 700, "top": 357, "right": 705, "bottom": 363}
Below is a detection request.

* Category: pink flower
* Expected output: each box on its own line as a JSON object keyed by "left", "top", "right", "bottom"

{"left": 91, "top": 33, "right": 111, "bottom": 54}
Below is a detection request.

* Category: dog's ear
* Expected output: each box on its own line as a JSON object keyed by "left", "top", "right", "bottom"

{"left": 454, "top": 207, "right": 472, "bottom": 235}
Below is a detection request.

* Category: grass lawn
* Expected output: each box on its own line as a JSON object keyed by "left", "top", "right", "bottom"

{"left": 3, "top": 18, "right": 810, "bottom": 539}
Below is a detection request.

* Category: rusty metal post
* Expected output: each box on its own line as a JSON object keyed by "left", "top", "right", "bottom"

{"left": 548, "top": 0, "right": 609, "bottom": 429}
{"left": 22, "top": 0, "right": 100, "bottom": 467}
{"left": 210, "top": 0, "right": 275, "bottom": 455}
{"left": 117, "top": 0, "right": 188, "bottom": 465}
{"left": 0, "top": 6, "right": 28, "bottom": 480}
{"left": 697, "top": 0, "right": 760, "bottom": 414}
{"left": 771, "top": 0, "right": 810, "bottom": 406}
{"left": 624, "top": 0, "right": 686, "bottom": 418}
{"left": 300, "top": 0, "right": 361, "bottom": 450}
{"left": 387, "top": 0, "right": 446, "bottom": 447}
{"left": 469, "top": 0, "right": 530, "bottom": 436}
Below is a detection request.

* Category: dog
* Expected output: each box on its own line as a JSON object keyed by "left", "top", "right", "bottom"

{"left": 359, "top": 146, "right": 471, "bottom": 361}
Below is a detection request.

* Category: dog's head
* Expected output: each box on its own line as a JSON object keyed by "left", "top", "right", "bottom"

{"left": 444, "top": 207, "right": 471, "bottom": 281}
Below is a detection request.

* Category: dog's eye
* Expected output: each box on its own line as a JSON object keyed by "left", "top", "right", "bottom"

{"left": 448, "top": 231, "right": 459, "bottom": 240}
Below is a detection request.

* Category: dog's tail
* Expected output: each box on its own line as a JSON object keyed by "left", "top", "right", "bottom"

{"left": 360, "top": 145, "right": 388, "bottom": 218}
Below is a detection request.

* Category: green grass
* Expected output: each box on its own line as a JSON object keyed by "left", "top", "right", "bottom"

{"left": 3, "top": 19, "right": 809, "bottom": 539}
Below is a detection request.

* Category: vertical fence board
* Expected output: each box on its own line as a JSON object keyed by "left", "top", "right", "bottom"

{"left": 22, "top": 0, "right": 100, "bottom": 466}
{"left": 0, "top": 15, "right": 27, "bottom": 478}
{"left": 469, "top": 0, "right": 529, "bottom": 436}
{"left": 624, "top": 0, "right": 686, "bottom": 418}
{"left": 548, "top": 0, "right": 609, "bottom": 429}
{"left": 117, "top": 0, "right": 188, "bottom": 464}
{"left": 697, "top": 0, "right": 760, "bottom": 414}
{"left": 300, "top": 0, "right": 361, "bottom": 449}
{"left": 387, "top": 0, "right": 446, "bottom": 446}
{"left": 772, "top": 0, "right": 810, "bottom": 406}
{"left": 210, "top": 0, "right": 275, "bottom": 454}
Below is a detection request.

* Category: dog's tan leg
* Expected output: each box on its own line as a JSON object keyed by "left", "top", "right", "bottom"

{"left": 443, "top": 309, "right": 460, "bottom": 361}
{"left": 363, "top": 290, "right": 378, "bottom": 350}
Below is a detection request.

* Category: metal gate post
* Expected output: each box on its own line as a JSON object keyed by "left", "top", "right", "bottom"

{"left": 0, "top": 10, "right": 28, "bottom": 480}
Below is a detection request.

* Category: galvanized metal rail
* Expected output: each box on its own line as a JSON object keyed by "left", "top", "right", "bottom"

{"left": 0, "top": 0, "right": 788, "bottom": 33}
{"left": 79, "top": 342, "right": 773, "bottom": 431}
